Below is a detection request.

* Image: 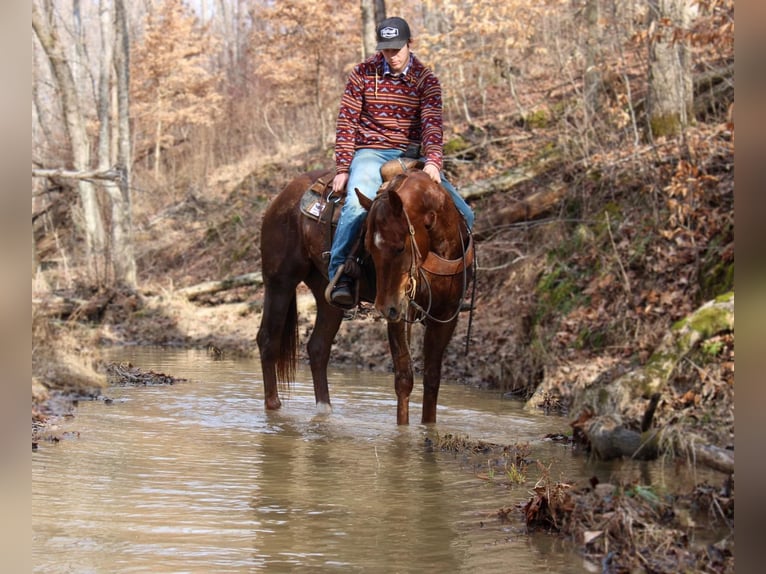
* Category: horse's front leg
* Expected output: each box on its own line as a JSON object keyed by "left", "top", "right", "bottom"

{"left": 387, "top": 320, "right": 413, "bottom": 425}
{"left": 421, "top": 318, "right": 459, "bottom": 424}
{"left": 307, "top": 274, "right": 345, "bottom": 411}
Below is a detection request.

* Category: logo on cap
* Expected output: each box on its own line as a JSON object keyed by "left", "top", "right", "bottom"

{"left": 380, "top": 26, "right": 400, "bottom": 40}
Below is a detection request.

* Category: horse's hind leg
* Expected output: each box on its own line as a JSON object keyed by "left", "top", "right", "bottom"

{"left": 257, "top": 283, "right": 298, "bottom": 410}
{"left": 306, "top": 273, "right": 344, "bottom": 411}
{"left": 421, "top": 318, "right": 459, "bottom": 424}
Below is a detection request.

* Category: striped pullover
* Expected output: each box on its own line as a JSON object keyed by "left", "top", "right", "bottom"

{"left": 334, "top": 52, "right": 444, "bottom": 174}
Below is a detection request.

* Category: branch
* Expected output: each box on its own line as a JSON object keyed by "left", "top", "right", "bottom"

{"left": 32, "top": 165, "right": 125, "bottom": 182}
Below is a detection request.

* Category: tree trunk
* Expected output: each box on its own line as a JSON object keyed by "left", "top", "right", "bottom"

{"left": 583, "top": 0, "right": 602, "bottom": 117}
{"left": 647, "top": 0, "right": 693, "bottom": 138}
{"left": 33, "top": 0, "right": 106, "bottom": 281}
{"left": 313, "top": 53, "right": 327, "bottom": 148}
{"left": 578, "top": 415, "right": 733, "bottom": 474}
{"left": 113, "top": 0, "right": 137, "bottom": 288}
{"left": 32, "top": 45, "right": 53, "bottom": 147}
{"left": 97, "top": 0, "right": 115, "bottom": 285}
{"left": 360, "top": 0, "right": 377, "bottom": 59}
{"left": 154, "top": 106, "right": 163, "bottom": 180}
{"left": 374, "top": 0, "right": 385, "bottom": 22}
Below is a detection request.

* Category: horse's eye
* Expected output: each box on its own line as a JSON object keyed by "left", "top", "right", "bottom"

{"left": 395, "top": 245, "right": 406, "bottom": 256}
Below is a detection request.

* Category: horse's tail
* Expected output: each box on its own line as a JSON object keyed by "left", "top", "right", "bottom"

{"left": 275, "top": 294, "right": 299, "bottom": 387}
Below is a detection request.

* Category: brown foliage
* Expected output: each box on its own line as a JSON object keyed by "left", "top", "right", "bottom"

{"left": 130, "top": 0, "right": 223, "bottom": 172}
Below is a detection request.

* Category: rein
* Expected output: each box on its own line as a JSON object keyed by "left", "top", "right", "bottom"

{"left": 407, "top": 225, "right": 474, "bottom": 326}
{"left": 402, "top": 207, "right": 422, "bottom": 305}
{"left": 396, "top": 202, "right": 474, "bottom": 328}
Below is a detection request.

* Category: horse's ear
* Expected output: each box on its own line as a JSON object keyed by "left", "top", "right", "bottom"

{"left": 388, "top": 189, "right": 403, "bottom": 216}
{"left": 356, "top": 188, "right": 373, "bottom": 212}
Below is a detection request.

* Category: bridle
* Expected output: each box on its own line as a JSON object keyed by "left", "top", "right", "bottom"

{"left": 397, "top": 202, "right": 475, "bottom": 327}
{"left": 369, "top": 183, "right": 477, "bottom": 354}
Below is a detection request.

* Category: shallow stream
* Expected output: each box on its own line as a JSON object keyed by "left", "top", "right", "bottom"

{"left": 33, "top": 347, "right": 706, "bottom": 573}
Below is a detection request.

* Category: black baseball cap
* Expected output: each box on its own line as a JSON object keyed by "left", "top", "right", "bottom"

{"left": 376, "top": 17, "right": 411, "bottom": 50}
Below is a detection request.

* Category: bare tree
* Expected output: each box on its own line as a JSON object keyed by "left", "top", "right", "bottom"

{"left": 32, "top": 0, "right": 106, "bottom": 282}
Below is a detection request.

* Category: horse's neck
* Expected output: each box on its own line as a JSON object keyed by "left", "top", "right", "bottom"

{"left": 396, "top": 176, "right": 465, "bottom": 259}
{"left": 427, "top": 207, "right": 465, "bottom": 259}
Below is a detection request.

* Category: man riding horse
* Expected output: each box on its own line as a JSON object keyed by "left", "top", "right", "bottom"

{"left": 326, "top": 16, "right": 474, "bottom": 309}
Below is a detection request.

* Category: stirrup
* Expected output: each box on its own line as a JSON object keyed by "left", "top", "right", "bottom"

{"left": 325, "top": 264, "right": 353, "bottom": 308}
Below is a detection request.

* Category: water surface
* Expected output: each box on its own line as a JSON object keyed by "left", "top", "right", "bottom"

{"left": 34, "top": 347, "right": 692, "bottom": 573}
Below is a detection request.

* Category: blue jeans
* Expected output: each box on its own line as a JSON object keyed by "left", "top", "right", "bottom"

{"left": 328, "top": 148, "right": 475, "bottom": 281}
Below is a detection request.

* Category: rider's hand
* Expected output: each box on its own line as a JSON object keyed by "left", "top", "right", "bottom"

{"left": 332, "top": 173, "right": 349, "bottom": 194}
{"left": 423, "top": 163, "right": 441, "bottom": 184}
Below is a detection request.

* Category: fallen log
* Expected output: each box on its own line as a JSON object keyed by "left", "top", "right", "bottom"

{"left": 692, "top": 444, "right": 735, "bottom": 475}
{"left": 458, "top": 155, "right": 559, "bottom": 201}
{"left": 579, "top": 416, "right": 734, "bottom": 474}
{"left": 32, "top": 294, "right": 111, "bottom": 320}
{"left": 583, "top": 415, "right": 661, "bottom": 461}
{"left": 473, "top": 183, "right": 568, "bottom": 240}
{"left": 177, "top": 272, "right": 263, "bottom": 300}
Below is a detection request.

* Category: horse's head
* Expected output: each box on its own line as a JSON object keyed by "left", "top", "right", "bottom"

{"left": 358, "top": 171, "right": 444, "bottom": 322}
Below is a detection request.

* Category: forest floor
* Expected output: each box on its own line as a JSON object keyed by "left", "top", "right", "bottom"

{"left": 33, "top": 97, "right": 734, "bottom": 572}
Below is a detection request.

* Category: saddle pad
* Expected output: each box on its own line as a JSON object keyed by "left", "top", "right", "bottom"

{"left": 299, "top": 178, "right": 342, "bottom": 225}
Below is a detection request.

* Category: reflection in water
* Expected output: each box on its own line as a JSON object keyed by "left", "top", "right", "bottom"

{"left": 33, "top": 347, "right": 618, "bottom": 573}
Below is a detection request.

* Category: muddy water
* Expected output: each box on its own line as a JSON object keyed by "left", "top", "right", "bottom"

{"left": 33, "top": 347, "right": 686, "bottom": 573}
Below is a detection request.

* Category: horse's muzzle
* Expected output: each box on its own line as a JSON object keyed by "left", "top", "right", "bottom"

{"left": 383, "top": 304, "right": 402, "bottom": 322}
{"left": 376, "top": 294, "right": 408, "bottom": 323}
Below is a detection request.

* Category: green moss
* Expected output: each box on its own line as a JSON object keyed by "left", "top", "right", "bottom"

{"left": 594, "top": 202, "right": 622, "bottom": 235}
{"left": 549, "top": 100, "right": 569, "bottom": 120}
{"left": 444, "top": 135, "right": 470, "bottom": 155}
{"left": 700, "top": 338, "right": 724, "bottom": 357}
{"left": 575, "top": 326, "right": 608, "bottom": 350}
{"left": 525, "top": 109, "right": 549, "bottom": 129}
{"left": 700, "top": 258, "right": 734, "bottom": 299}
{"left": 535, "top": 262, "right": 588, "bottom": 322}
{"left": 649, "top": 113, "right": 683, "bottom": 138}
{"left": 715, "top": 291, "right": 734, "bottom": 303}
{"left": 687, "top": 305, "right": 733, "bottom": 337}
{"left": 642, "top": 351, "right": 675, "bottom": 389}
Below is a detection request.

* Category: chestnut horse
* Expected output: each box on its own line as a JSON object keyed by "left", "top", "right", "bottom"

{"left": 256, "top": 168, "right": 474, "bottom": 424}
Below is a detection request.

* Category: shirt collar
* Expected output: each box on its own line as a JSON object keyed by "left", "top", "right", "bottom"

{"left": 382, "top": 54, "right": 413, "bottom": 78}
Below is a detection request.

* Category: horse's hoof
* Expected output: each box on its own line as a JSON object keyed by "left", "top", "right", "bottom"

{"left": 316, "top": 402, "right": 332, "bottom": 415}
{"left": 265, "top": 397, "right": 282, "bottom": 410}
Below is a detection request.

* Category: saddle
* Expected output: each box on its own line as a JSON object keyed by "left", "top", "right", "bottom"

{"left": 298, "top": 157, "right": 424, "bottom": 225}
